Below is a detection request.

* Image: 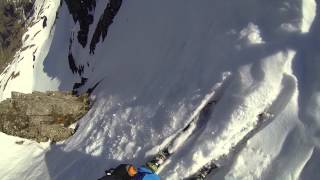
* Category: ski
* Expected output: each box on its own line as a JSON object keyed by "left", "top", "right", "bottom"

{"left": 146, "top": 73, "right": 231, "bottom": 173}
{"left": 185, "top": 74, "right": 296, "bottom": 180}
{"left": 146, "top": 99, "right": 219, "bottom": 172}
{"left": 185, "top": 112, "right": 274, "bottom": 180}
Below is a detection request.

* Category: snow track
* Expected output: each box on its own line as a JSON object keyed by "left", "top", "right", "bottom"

{"left": 178, "top": 71, "right": 297, "bottom": 180}
{"left": 163, "top": 50, "right": 297, "bottom": 179}
{"left": 145, "top": 72, "right": 232, "bottom": 174}
{"left": 208, "top": 74, "right": 297, "bottom": 179}
{"left": 147, "top": 72, "right": 232, "bottom": 157}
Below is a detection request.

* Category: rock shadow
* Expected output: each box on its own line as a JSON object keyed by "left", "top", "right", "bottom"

{"left": 44, "top": 143, "right": 123, "bottom": 180}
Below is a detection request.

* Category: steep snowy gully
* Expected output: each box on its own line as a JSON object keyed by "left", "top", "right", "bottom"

{"left": 0, "top": 0, "right": 320, "bottom": 180}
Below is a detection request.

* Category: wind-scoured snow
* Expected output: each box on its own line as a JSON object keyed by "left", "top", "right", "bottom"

{"left": 0, "top": 0, "right": 320, "bottom": 180}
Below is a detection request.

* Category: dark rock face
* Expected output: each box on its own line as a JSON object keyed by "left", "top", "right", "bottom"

{"left": 42, "top": 16, "right": 48, "bottom": 28}
{"left": 90, "top": 0, "right": 122, "bottom": 54}
{"left": 64, "top": 0, "right": 96, "bottom": 47}
{"left": 63, "top": 0, "right": 122, "bottom": 96}
{"left": 64, "top": 0, "right": 122, "bottom": 52}
{"left": 0, "top": 91, "right": 90, "bottom": 142}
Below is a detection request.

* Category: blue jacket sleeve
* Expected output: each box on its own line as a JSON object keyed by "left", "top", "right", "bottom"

{"left": 135, "top": 167, "right": 160, "bottom": 180}
{"left": 142, "top": 174, "right": 160, "bottom": 180}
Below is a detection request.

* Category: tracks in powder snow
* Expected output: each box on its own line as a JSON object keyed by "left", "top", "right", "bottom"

{"left": 146, "top": 72, "right": 232, "bottom": 173}
{"left": 146, "top": 72, "right": 296, "bottom": 179}
{"left": 185, "top": 74, "right": 297, "bottom": 180}
{"left": 166, "top": 73, "right": 232, "bottom": 155}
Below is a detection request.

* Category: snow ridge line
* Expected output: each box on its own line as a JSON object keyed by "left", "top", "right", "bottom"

{"left": 185, "top": 74, "right": 296, "bottom": 180}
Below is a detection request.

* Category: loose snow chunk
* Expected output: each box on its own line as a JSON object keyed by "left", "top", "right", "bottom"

{"left": 239, "top": 23, "right": 265, "bottom": 46}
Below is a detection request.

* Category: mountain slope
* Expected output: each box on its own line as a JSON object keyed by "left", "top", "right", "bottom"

{"left": 0, "top": 0, "right": 320, "bottom": 180}
{"left": 0, "top": 0, "right": 34, "bottom": 73}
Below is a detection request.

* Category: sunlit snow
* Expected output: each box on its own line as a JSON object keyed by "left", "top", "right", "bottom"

{"left": 0, "top": 0, "right": 319, "bottom": 180}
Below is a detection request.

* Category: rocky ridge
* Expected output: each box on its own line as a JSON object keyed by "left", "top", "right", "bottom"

{"left": 0, "top": 91, "right": 90, "bottom": 142}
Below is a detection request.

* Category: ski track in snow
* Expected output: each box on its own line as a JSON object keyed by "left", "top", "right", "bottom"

{"left": 146, "top": 71, "right": 232, "bottom": 157}
{"left": 211, "top": 73, "right": 297, "bottom": 180}
{"left": 0, "top": 0, "right": 320, "bottom": 180}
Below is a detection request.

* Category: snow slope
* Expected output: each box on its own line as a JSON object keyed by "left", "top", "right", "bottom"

{"left": 0, "top": 0, "right": 320, "bottom": 179}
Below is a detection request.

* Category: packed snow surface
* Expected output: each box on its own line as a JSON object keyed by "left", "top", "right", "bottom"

{"left": 0, "top": 0, "right": 320, "bottom": 179}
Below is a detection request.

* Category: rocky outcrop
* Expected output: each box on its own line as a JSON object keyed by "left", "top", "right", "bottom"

{"left": 64, "top": 0, "right": 96, "bottom": 47}
{"left": 90, "top": 0, "right": 122, "bottom": 54}
{"left": 0, "top": 91, "right": 90, "bottom": 142}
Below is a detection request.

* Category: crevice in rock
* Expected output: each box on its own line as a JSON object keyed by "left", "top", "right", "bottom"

{"left": 41, "top": 15, "right": 47, "bottom": 28}
{"left": 68, "top": 53, "right": 78, "bottom": 74}
{"left": 3, "top": 71, "right": 20, "bottom": 91}
{"left": 72, "top": 77, "right": 88, "bottom": 95}
{"left": 86, "top": 80, "right": 101, "bottom": 95}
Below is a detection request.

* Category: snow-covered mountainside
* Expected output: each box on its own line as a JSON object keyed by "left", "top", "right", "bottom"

{"left": 0, "top": 0, "right": 320, "bottom": 179}
{"left": 0, "top": 0, "right": 34, "bottom": 73}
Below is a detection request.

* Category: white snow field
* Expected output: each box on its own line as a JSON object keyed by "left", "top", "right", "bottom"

{"left": 0, "top": 0, "right": 320, "bottom": 179}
